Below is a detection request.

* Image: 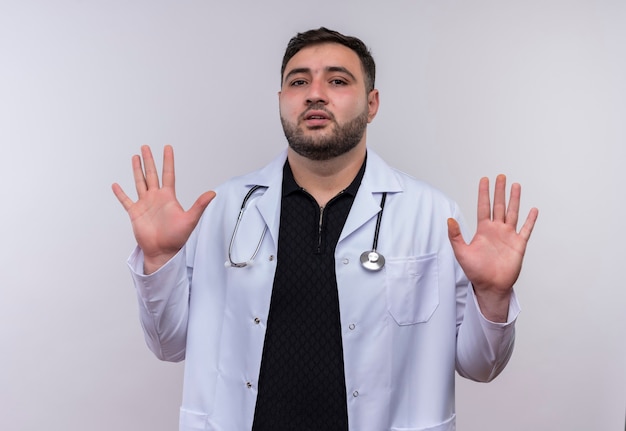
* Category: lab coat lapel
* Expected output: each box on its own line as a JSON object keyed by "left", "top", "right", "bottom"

{"left": 242, "top": 151, "right": 286, "bottom": 252}
{"left": 339, "top": 150, "right": 403, "bottom": 242}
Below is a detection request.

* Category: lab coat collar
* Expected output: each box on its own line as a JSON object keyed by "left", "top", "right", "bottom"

{"left": 340, "top": 149, "right": 403, "bottom": 242}
{"left": 237, "top": 148, "right": 404, "bottom": 249}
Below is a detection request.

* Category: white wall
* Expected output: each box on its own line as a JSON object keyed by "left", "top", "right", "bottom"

{"left": 1, "top": 1, "right": 624, "bottom": 430}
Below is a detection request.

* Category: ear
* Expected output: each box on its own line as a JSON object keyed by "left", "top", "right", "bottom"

{"left": 367, "top": 89, "right": 380, "bottom": 123}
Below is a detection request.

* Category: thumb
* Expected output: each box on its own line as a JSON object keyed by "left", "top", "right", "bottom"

{"left": 447, "top": 218, "right": 466, "bottom": 251}
{"left": 188, "top": 190, "right": 217, "bottom": 222}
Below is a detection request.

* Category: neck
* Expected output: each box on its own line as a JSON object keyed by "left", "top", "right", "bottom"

{"left": 287, "top": 144, "right": 366, "bottom": 207}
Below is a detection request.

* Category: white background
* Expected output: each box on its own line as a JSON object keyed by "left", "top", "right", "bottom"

{"left": 1, "top": 1, "right": 624, "bottom": 430}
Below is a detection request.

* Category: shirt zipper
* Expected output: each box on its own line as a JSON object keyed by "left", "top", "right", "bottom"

{"left": 316, "top": 190, "right": 345, "bottom": 254}
{"left": 317, "top": 206, "right": 324, "bottom": 254}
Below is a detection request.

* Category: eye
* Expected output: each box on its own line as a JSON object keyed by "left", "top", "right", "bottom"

{"left": 290, "top": 79, "right": 307, "bottom": 87}
{"left": 330, "top": 78, "right": 348, "bottom": 86}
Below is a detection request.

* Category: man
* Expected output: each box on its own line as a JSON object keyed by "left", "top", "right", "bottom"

{"left": 112, "top": 27, "right": 538, "bottom": 431}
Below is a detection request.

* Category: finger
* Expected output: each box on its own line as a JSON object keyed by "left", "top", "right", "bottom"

{"left": 518, "top": 207, "right": 539, "bottom": 242}
{"left": 492, "top": 174, "right": 507, "bottom": 222}
{"left": 477, "top": 177, "right": 491, "bottom": 222}
{"left": 131, "top": 154, "right": 147, "bottom": 196}
{"left": 186, "top": 191, "right": 217, "bottom": 224}
{"left": 162, "top": 145, "right": 175, "bottom": 189}
{"left": 506, "top": 182, "right": 521, "bottom": 228}
{"left": 141, "top": 145, "right": 160, "bottom": 190}
{"left": 111, "top": 183, "right": 135, "bottom": 211}
{"left": 447, "top": 217, "right": 467, "bottom": 251}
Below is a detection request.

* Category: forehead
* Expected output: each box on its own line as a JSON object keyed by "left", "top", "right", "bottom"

{"left": 283, "top": 42, "right": 363, "bottom": 78}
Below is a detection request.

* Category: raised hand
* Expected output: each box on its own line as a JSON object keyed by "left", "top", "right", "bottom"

{"left": 112, "top": 145, "right": 216, "bottom": 274}
{"left": 447, "top": 175, "right": 538, "bottom": 322}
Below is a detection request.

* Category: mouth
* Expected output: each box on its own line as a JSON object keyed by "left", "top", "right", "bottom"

{"left": 300, "top": 109, "right": 333, "bottom": 129}
{"left": 303, "top": 110, "right": 331, "bottom": 121}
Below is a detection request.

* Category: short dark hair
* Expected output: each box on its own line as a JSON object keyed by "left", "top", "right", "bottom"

{"left": 281, "top": 27, "right": 376, "bottom": 92}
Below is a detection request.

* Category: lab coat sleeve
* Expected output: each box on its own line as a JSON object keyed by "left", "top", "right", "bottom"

{"left": 455, "top": 283, "right": 521, "bottom": 382}
{"left": 127, "top": 245, "right": 190, "bottom": 362}
{"left": 450, "top": 201, "right": 521, "bottom": 382}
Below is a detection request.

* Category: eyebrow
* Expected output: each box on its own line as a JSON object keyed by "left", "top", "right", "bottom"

{"left": 283, "top": 66, "right": 358, "bottom": 85}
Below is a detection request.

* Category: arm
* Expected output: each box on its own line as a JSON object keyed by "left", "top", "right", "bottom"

{"left": 128, "top": 246, "right": 191, "bottom": 361}
{"left": 449, "top": 175, "right": 537, "bottom": 381}
{"left": 113, "top": 145, "right": 215, "bottom": 359}
{"left": 455, "top": 277, "right": 520, "bottom": 381}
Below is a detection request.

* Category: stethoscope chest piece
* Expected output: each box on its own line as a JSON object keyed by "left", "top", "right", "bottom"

{"left": 360, "top": 250, "right": 385, "bottom": 271}
{"left": 359, "top": 192, "right": 388, "bottom": 272}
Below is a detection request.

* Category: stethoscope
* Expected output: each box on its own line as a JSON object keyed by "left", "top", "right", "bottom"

{"left": 359, "top": 191, "right": 387, "bottom": 271}
{"left": 227, "top": 185, "right": 268, "bottom": 268}
{"left": 227, "top": 185, "right": 387, "bottom": 271}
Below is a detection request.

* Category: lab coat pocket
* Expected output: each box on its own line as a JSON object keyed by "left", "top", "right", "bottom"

{"left": 179, "top": 408, "right": 213, "bottom": 430}
{"left": 390, "top": 413, "right": 455, "bottom": 431}
{"left": 385, "top": 253, "right": 439, "bottom": 325}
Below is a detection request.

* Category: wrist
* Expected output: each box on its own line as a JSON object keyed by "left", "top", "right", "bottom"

{"left": 143, "top": 250, "right": 178, "bottom": 275}
{"left": 472, "top": 285, "right": 512, "bottom": 323}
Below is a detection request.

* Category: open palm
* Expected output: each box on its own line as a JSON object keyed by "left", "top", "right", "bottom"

{"left": 112, "top": 145, "right": 215, "bottom": 273}
{"left": 448, "top": 175, "right": 538, "bottom": 320}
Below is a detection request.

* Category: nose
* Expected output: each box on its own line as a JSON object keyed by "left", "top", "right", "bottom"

{"left": 305, "top": 79, "right": 328, "bottom": 105}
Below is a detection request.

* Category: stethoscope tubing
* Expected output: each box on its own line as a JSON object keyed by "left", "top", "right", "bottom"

{"left": 227, "top": 185, "right": 268, "bottom": 268}
{"left": 371, "top": 192, "right": 386, "bottom": 254}
{"left": 227, "top": 186, "right": 387, "bottom": 271}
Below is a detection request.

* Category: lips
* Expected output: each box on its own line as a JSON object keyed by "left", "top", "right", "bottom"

{"left": 303, "top": 110, "right": 331, "bottom": 121}
{"left": 302, "top": 114, "right": 331, "bottom": 129}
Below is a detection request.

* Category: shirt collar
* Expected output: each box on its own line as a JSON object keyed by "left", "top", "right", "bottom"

{"left": 282, "top": 154, "right": 367, "bottom": 198}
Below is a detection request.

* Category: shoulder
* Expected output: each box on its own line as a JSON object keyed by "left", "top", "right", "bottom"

{"left": 397, "top": 168, "right": 453, "bottom": 205}
{"left": 212, "top": 150, "right": 287, "bottom": 197}
{"left": 365, "top": 149, "right": 458, "bottom": 212}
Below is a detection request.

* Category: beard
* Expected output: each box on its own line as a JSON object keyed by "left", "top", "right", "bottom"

{"left": 280, "top": 105, "right": 369, "bottom": 161}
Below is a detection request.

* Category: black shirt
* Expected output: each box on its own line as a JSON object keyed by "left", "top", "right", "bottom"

{"left": 252, "top": 159, "right": 366, "bottom": 431}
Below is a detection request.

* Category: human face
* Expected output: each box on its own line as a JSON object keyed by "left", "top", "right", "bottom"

{"left": 279, "top": 43, "right": 379, "bottom": 161}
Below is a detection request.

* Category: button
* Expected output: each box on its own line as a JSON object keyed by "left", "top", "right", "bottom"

{"left": 352, "top": 391, "right": 359, "bottom": 397}
{"left": 246, "top": 382, "right": 252, "bottom": 389}
{"left": 349, "top": 323, "right": 356, "bottom": 330}
{"left": 254, "top": 317, "right": 261, "bottom": 324}
{"left": 342, "top": 258, "right": 349, "bottom": 265}
{"left": 268, "top": 255, "right": 274, "bottom": 261}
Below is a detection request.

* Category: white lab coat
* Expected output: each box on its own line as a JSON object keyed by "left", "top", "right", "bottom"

{"left": 128, "top": 149, "right": 519, "bottom": 431}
